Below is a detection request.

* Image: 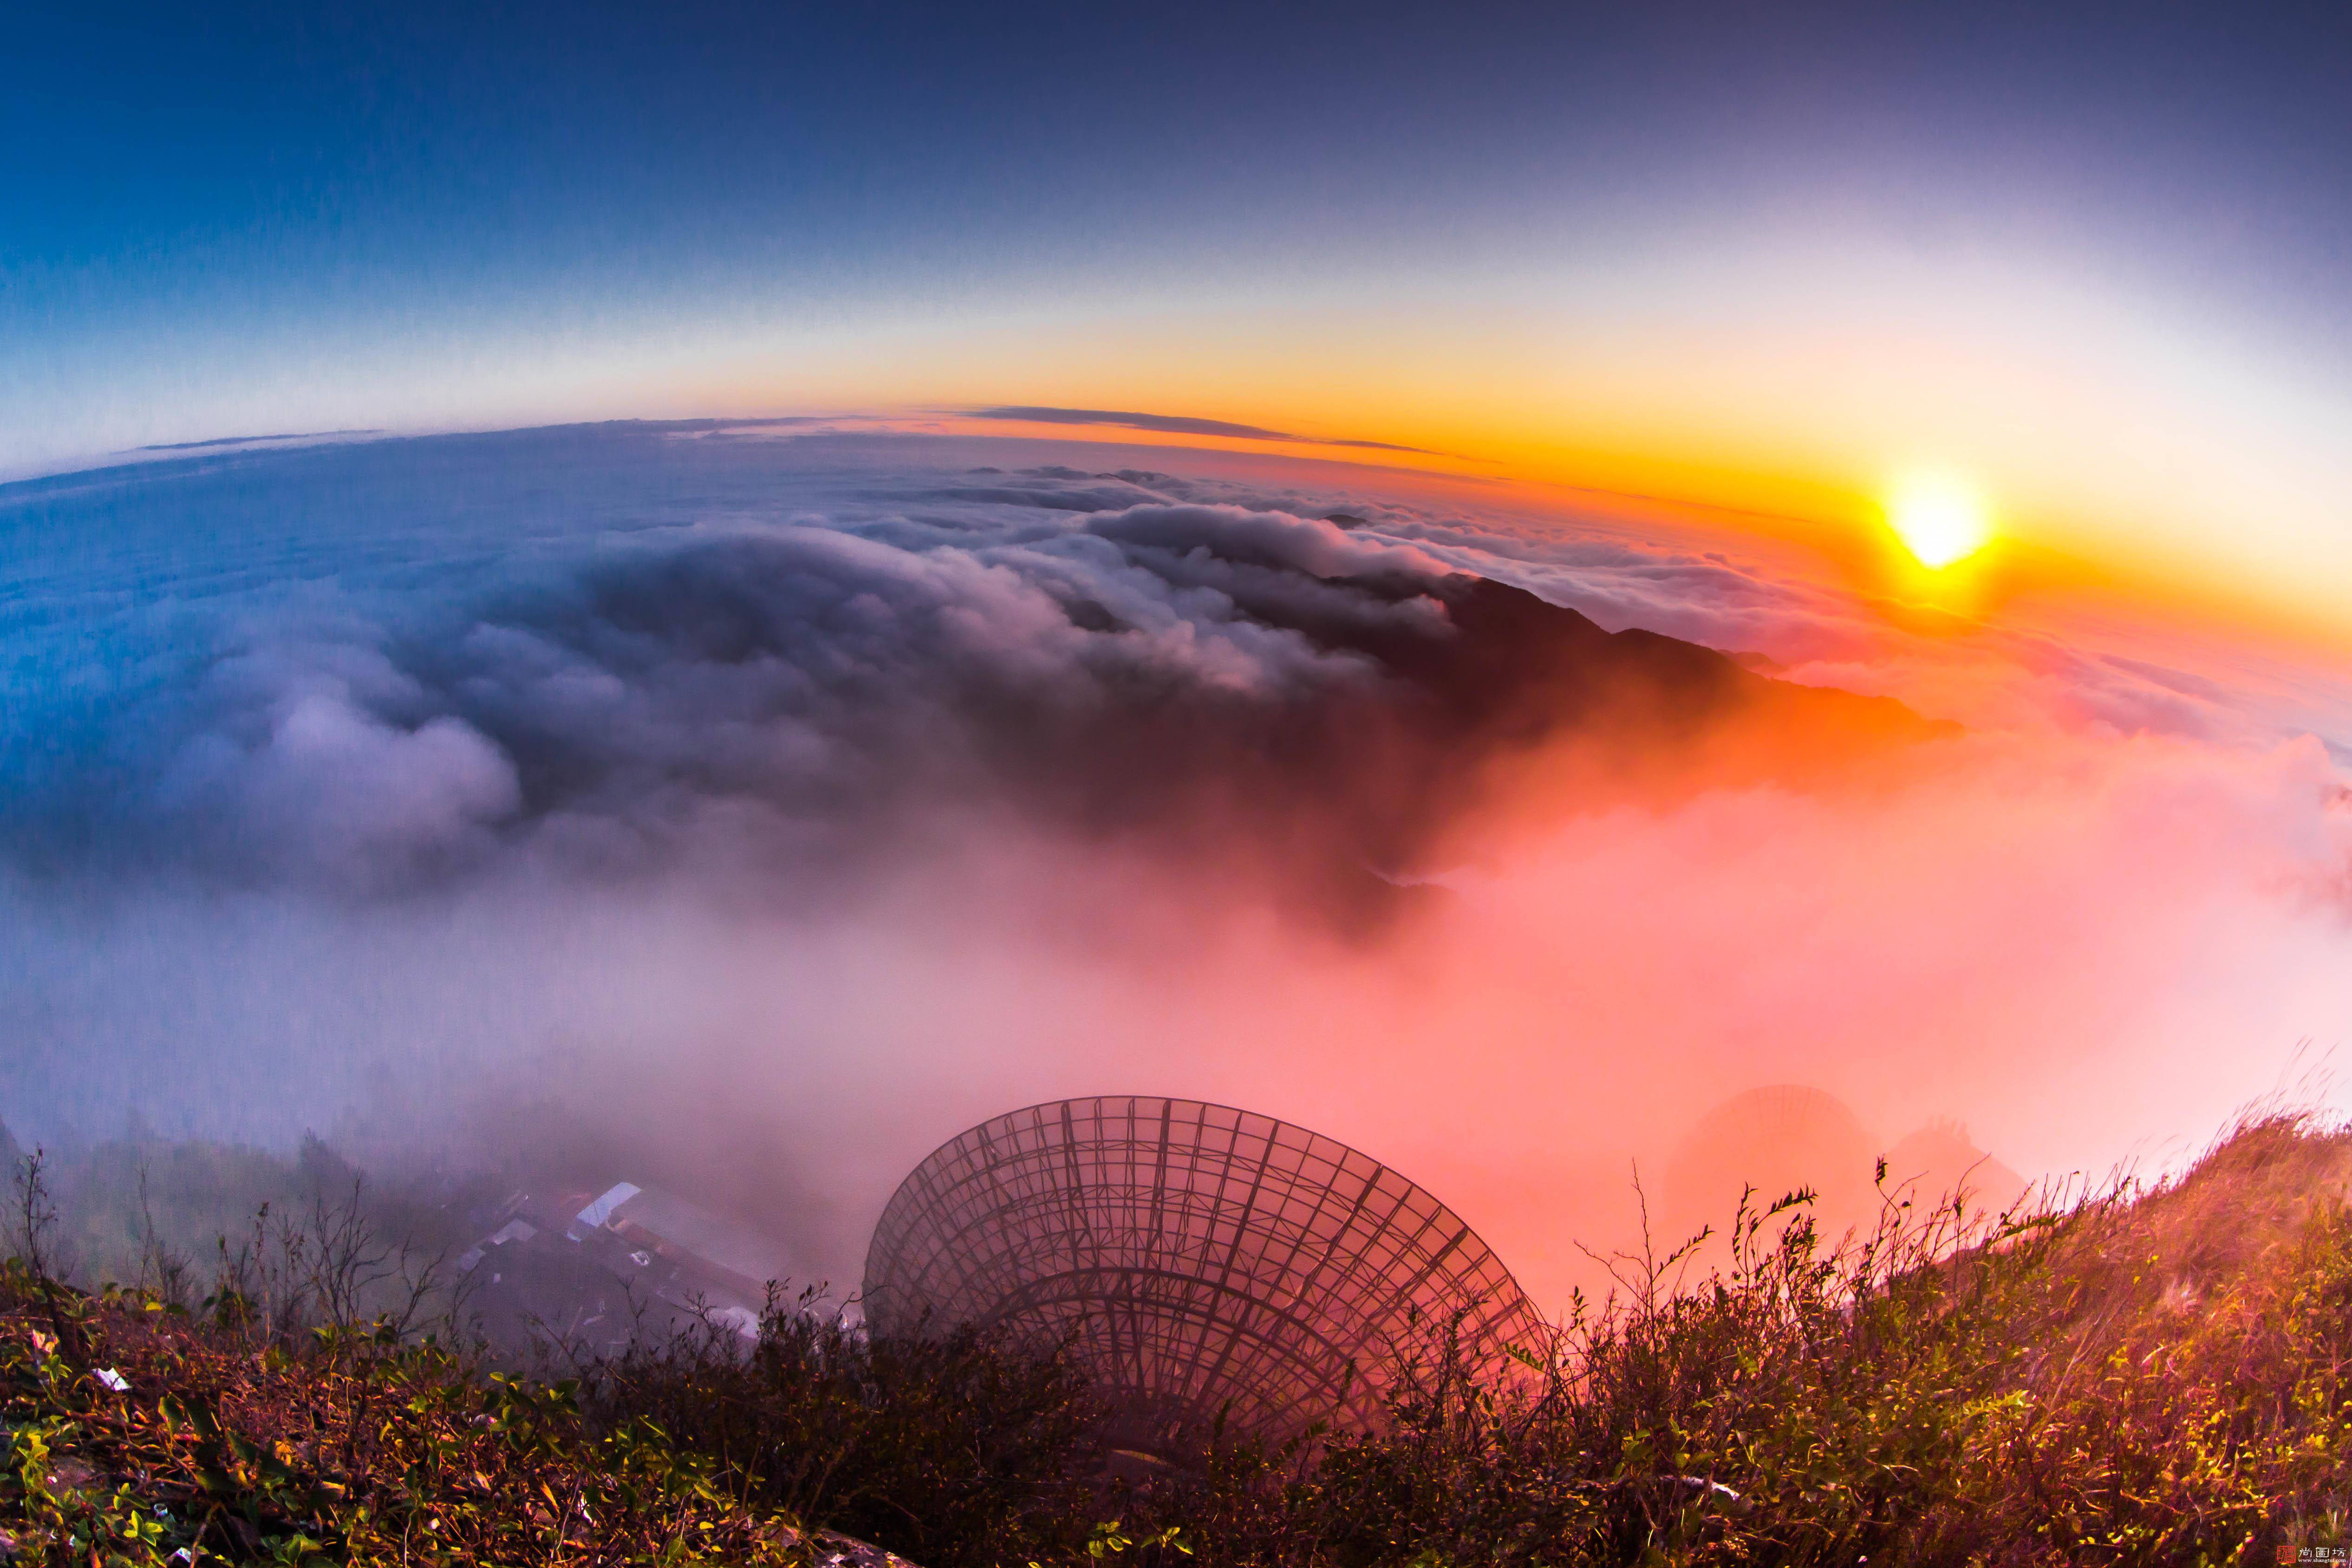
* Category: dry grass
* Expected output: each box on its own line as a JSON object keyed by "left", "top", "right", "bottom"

{"left": 1138, "top": 1112, "right": 2352, "bottom": 1566}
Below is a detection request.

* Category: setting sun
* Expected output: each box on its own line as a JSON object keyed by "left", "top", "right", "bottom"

{"left": 1885, "top": 475, "right": 1994, "bottom": 569}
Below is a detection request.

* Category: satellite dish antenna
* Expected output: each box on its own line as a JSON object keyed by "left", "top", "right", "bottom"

{"left": 863, "top": 1095, "right": 1544, "bottom": 1458}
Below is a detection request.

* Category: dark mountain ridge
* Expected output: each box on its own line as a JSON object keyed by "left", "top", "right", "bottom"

{"left": 1006, "top": 560, "right": 1953, "bottom": 932}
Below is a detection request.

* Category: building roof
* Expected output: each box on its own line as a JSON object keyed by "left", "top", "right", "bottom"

{"left": 606, "top": 1186, "right": 792, "bottom": 1295}
{"left": 569, "top": 1182, "right": 643, "bottom": 1240}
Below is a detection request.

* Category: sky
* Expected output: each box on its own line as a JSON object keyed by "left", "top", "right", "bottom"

{"left": 7, "top": 3, "right": 2352, "bottom": 640}
{"left": 6, "top": 6, "right": 2352, "bottom": 1309}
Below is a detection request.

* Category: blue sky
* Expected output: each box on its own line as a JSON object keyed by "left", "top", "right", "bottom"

{"left": 8, "top": 1, "right": 2352, "bottom": 618}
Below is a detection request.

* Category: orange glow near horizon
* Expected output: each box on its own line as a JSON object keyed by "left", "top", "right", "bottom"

{"left": 870, "top": 402, "right": 2352, "bottom": 663}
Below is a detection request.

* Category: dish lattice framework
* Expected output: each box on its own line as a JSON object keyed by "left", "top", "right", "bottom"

{"left": 861, "top": 1095, "right": 1545, "bottom": 1452}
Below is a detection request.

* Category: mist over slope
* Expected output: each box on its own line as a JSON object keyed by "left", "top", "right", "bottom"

{"left": 2, "top": 424, "right": 2347, "bottom": 1308}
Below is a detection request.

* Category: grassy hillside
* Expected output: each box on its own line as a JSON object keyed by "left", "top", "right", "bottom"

{"left": 1, "top": 1115, "right": 2345, "bottom": 1566}
{"left": 1163, "top": 1113, "right": 2352, "bottom": 1565}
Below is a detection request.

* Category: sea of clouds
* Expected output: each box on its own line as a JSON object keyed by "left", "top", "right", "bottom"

{"left": 2, "top": 423, "right": 2347, "bottom": 1308}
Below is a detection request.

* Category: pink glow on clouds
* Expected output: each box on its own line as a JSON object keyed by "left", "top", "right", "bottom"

{"left": 510, "top": 709, "right": 2350, "bottom": 1314}
{"left": 529, "top": 437, "right": 2352, "bottom": 1307}
{"left": 514, "top": 604, "right": 2350, "bottom": 1312}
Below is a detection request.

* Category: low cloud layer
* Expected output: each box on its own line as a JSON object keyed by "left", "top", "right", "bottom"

{"left": 2, "top": 425, "right": 2347, "bottom": 1310}
{"left": 0, "top": 441, "right": 1924, "bottom": 921}
{"left": 6, "top": 460, "right": 1420, "bottom": 893}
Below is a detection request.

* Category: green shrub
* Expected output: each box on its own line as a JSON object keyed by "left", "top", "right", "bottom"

{"left": 579, "top": 1295, "right": 1105, "bottom": 1568}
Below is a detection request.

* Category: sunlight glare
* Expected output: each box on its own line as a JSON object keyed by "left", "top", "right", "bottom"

{"left": 1886, "top": 475, "right": 1993, "bottom": 569}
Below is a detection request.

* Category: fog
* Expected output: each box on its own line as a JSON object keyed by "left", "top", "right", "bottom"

{"left": 2, "top": 425, "right": 2347, "bottom": 1312}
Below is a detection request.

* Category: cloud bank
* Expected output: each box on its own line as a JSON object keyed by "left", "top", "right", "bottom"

{"left": 1, "top": 425, "right": 2346, "bottom": 1310}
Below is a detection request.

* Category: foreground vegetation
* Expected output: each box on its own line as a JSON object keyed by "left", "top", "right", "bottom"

{"left": 2, "top": 1114, "right": 2346, "bottom": 1565}
{"left": 1162, "top": 1112, "right": 2352, "bottom": 1565}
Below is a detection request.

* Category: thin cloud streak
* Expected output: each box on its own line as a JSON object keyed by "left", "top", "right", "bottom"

{"left": 971, "top": 405, "right": 1448, "bottom": 456}
{"left": 132, "top": 429, "right": 385, "bottom": 452}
